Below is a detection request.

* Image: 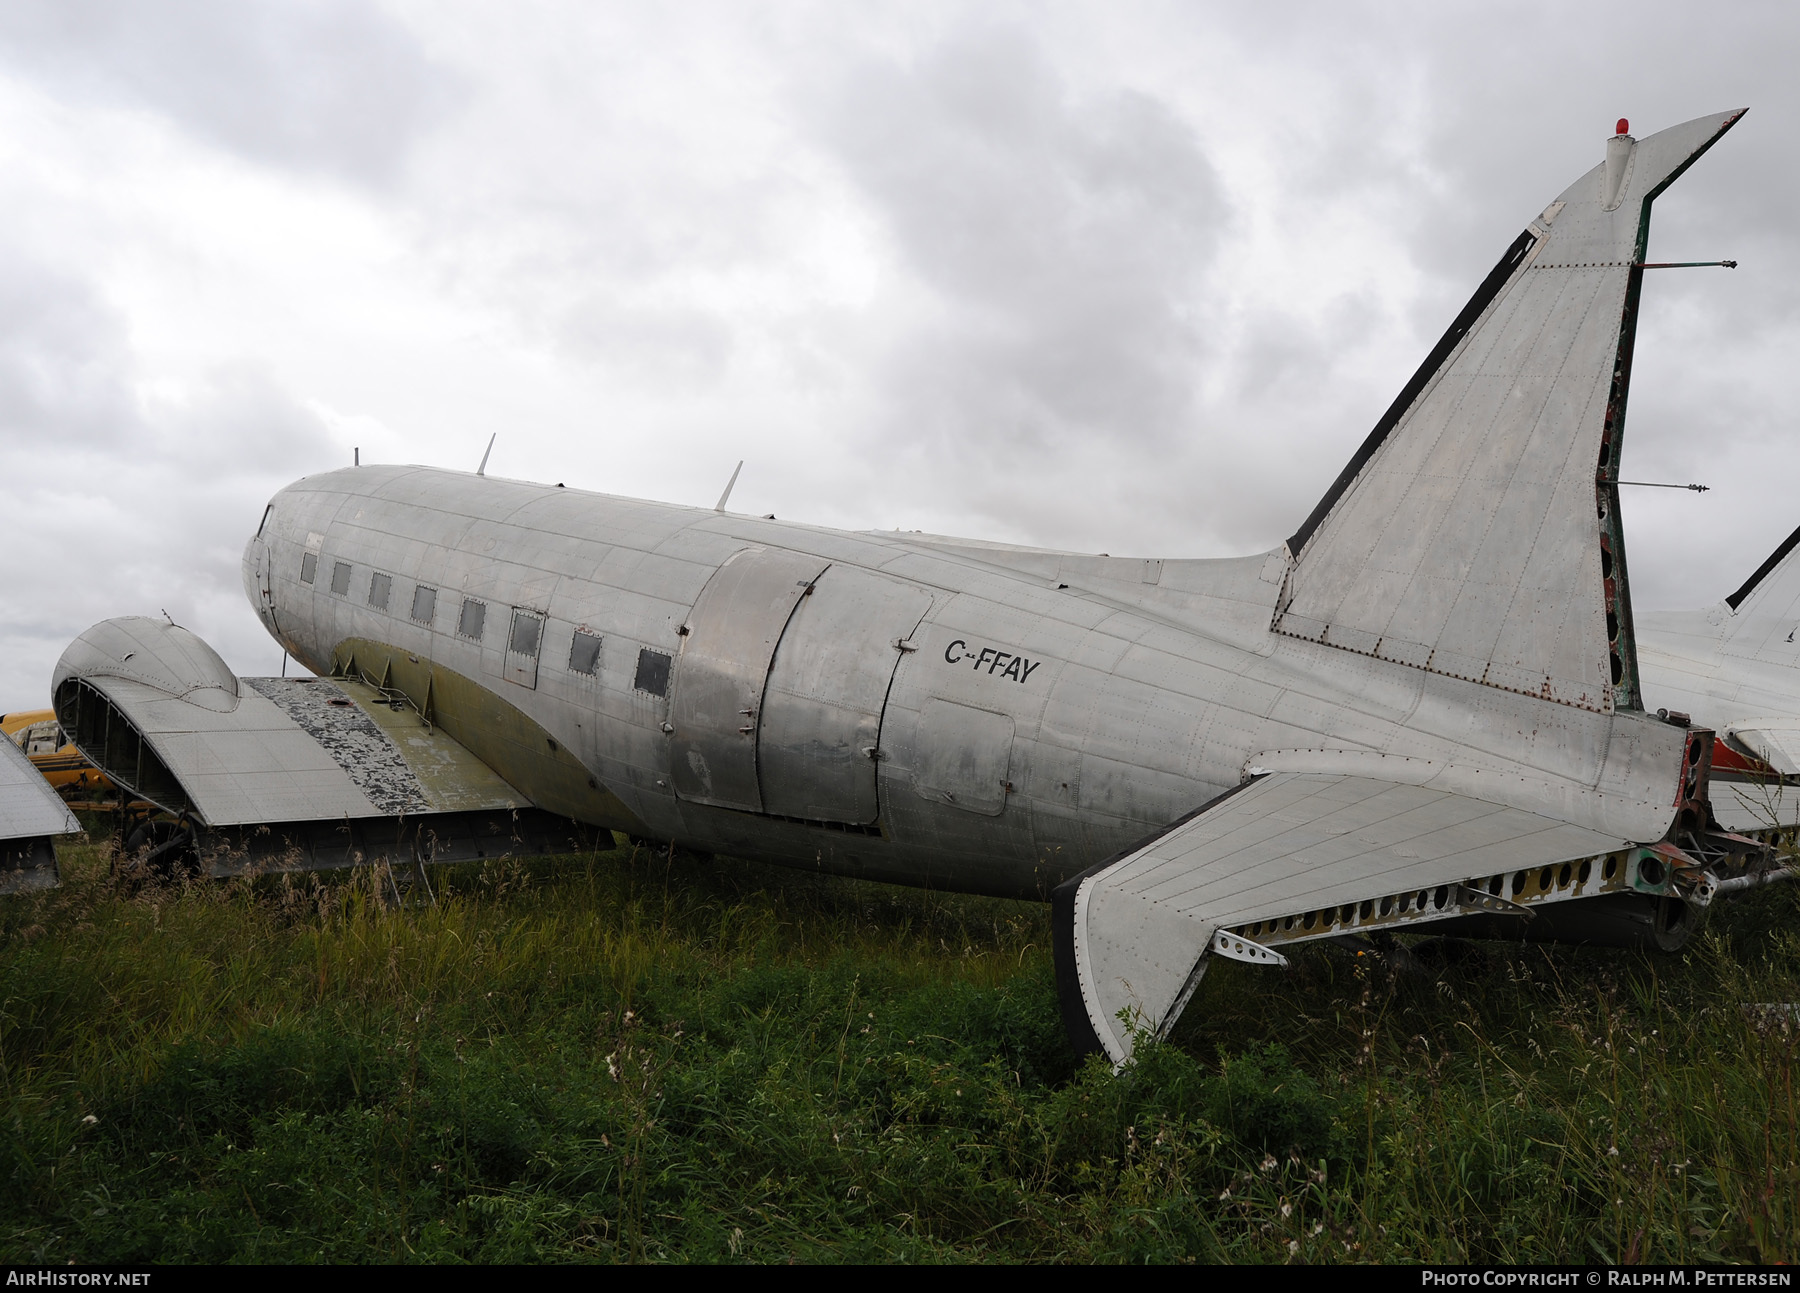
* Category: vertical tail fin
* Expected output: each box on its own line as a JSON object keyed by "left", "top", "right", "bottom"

{"left": 1716, "top": 521, "right": 1800, "bottom": 662}
{"left": 1275, "top": 110, "right": 1745, "bottom": 713}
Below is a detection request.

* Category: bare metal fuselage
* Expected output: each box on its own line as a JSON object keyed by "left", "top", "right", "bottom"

{"left": 244, "top": 465, "right": 1683, "bottom": 899}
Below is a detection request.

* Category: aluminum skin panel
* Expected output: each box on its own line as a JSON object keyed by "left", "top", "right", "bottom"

{"left": 670, "top": 547, "right": 829, "bottom": 812}
{"left": 1276, "top": 111, "right": 1745, "bottom": 714}
{"left": 1065, "top": 772, "right": 1626, "bottom": 1063}
{"left": 0, "top": 728, "right": 78, "bottom": 861}
{"left": 758, "top": 565, "right": 933, "bottom": 823}
{"left": 56, "top": 616, "right": 241, "bottom": 713}
{"left": 1705, "top": 776, "right": 1800, "bottom": 837}
{"left": 908, "top": 698, "right": 1015, "bottom": 817}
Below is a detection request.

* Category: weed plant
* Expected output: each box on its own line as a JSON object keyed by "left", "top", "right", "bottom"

{"left": 0, "top": 832, "right": 1794, "bottom": 1263}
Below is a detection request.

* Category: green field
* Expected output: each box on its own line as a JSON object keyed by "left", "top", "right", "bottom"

{"left": 1, "top": 830, "right": 1795, "bottom": 1263}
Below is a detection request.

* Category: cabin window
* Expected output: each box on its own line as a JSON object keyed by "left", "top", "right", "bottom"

{"left": 330, "top": 561, "right": 352, "bottom": 596}
{"left": 368, "top": 572, "right": 392, "bottom": 611}
{"left": 509, "top": 610, "right": 542, "bottom": 657}
{"left": 411, "top": 585, "right": 437, "bottom": 625}
{"left": 300, "top": 553, "right": 317, "bottom": 584}
{"left": 634, "top": 647, "right": 670, "bottom": 696}
{"left": 569, "top": 631, "right": 601, "bottom": 675}
{"left": 457, "top": 598, "right": 486, "bottom": 640}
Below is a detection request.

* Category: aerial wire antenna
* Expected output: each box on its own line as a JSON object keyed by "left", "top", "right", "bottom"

{"left": 1610, "top": 479, "right": 1710, "bottom": 493}
{"left": 715, "top": 460, "right": 744, "bottom": 512}
{"left": 476, "top": 433, "right": 496, "bottom": 476}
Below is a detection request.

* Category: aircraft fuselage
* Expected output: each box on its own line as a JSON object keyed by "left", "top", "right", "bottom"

{"left": 244, "top": 465, "right": 1685, "bottom": 898}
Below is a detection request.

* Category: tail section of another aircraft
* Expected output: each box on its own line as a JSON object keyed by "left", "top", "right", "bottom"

{"left": 1716, "top": 521, "right": 1800, "bottom": 662}
{"left": 1275, "top": 111, "right": 1745, "bottom": 715}
{"left": 1638, "top": 521, "right": 1800, "bottom": 786}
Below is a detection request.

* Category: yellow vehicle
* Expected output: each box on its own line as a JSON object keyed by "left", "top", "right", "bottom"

{"left": 1, "top": 708, "right": 117, "bottom": 807}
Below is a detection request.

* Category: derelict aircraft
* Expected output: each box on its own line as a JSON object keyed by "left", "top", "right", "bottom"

{"left": 14, "top": 109, "right": 1790, "bottom": 1063}
{"left": 1638, "top": 522, "right": 1800, "bottom": 826}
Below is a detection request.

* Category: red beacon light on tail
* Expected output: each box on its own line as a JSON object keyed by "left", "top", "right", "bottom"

{"left": 1616, "top": 118, "right": 1630, "bottom": 136}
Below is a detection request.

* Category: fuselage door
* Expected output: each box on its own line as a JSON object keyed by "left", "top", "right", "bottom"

{"left": 505, "top": 608, "right": 545, "bottom": 688}
{"left": 250, "top": 538, "right": 277, "bottom": 632}
{"left": 758, "top": 566, "right": 934, "bottom": 824}
{"left": 671, "top": 547, "right": 829, "bottom": 812}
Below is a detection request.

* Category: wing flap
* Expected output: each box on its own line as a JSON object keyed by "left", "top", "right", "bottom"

{"left": 1055, "top": 772, "right": 1628, "bottom": 1064}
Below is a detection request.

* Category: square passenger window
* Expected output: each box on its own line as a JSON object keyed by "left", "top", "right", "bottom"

{"left": 300, "top": 552, "right": 317, "bottom": 585}
{"left": 509, "top": 610, "right": 542, "bottom": 658}
{"left": 330, "top": 561, "right": 352, "bottom": 596}
{"left": 569, "top": 630, "right": 601, "bottom": 676}
{"left": 410, "top": 585, "right": 437, "bottom": 625}
{"left": 457, "top": 598, "right": 486, "bottom": 640}
{"left": 368, "top": 572, "right": 392, "bottom": 611}
{"left": 634, "top": 647, "right": 671, "bottom": 696}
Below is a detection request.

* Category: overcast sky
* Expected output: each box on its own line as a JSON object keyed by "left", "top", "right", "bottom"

{"left": 0, "top": 0, "right": 1795, "bottom": 707}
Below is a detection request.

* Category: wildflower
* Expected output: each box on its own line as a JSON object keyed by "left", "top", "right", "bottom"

{"left": 1281, "top": 1201, "right": 1293, "bottom": 1218}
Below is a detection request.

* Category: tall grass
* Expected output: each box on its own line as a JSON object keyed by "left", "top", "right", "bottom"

{"left": 0, "top": 832, "right": 1794, "bottom": 1262}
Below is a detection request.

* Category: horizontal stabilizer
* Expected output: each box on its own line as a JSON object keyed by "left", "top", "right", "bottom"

{"left": 0, "top": 735, "right": 78, "bottom": 893}
{"left": 1053, "top": 772, "right": 1629, "bottom": 1064}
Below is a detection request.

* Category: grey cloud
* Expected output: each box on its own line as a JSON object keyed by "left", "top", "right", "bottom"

{"left": 0, "top": 339, "right": 338, "bottom": 704}
{"left": 155, "top": 363, "right": 340, "bottom": 478}
{"left": 0, "top": 255, "right": 140, "bottom": 446}
{"left": 555, "top": 295, "right": 734, "bottom": 384}
{"left": 815, "top": 26, "right": 1229, "bottom": 453}
{"left": 0, "top": 0, "right": 463, "bottom": 186}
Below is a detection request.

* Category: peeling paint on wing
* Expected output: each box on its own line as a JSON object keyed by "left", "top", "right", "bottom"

{"left": 244, "top": 678, "right": 430, "bottom": 815}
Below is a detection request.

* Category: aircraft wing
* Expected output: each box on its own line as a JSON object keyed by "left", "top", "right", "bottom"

{"left": 53, "top": 617, "right": 584, "bottom": 874}
{"left": 0, "top": 730, "right": 78, "bottom": 893}
{"left": 1054, "top": 772, "right": 1630, "bottom": 1064}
